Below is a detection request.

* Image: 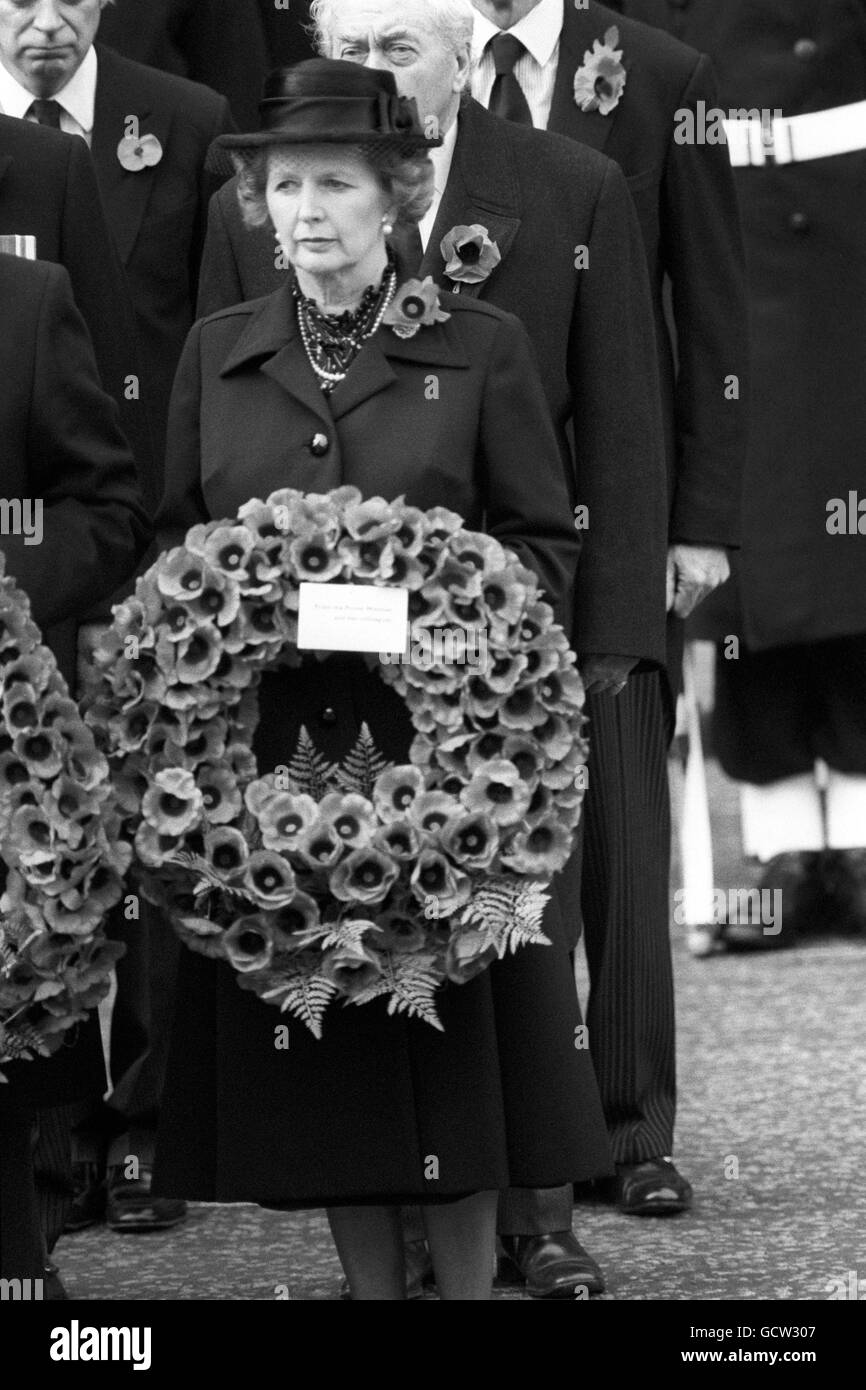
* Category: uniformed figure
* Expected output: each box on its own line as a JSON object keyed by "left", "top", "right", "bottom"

{"left": 614, "top": 0, "right": 866, "bottom": 946}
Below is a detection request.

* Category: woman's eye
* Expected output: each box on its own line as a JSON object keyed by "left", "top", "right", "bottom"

{"left": 389, "top": 45, "right": 415, "bottom": 61}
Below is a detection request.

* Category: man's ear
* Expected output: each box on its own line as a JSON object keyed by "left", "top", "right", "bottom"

{"left": 453, "top": 44, "right": 474, "bottom": 96}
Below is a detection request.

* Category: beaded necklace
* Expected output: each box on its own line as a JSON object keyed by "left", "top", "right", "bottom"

{"left": 294, "top": 255, "right": 399, "bottom": 394}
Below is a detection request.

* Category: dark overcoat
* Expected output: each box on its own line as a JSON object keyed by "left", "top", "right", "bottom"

{"left": 615, "top": 0, "right": 866, "bottom": 651}
{"left": 89, "top": 44, "right": 235, "bottom": 506}
{"left": 0, "top": 114, "right": 153, "bottom": 481}
{"left": 547, "top": 0, "right": 750, "bottom": 681}
{"left": 256, "top": 0, "right": 316, "bottom": 70}
{"left": 150, "top": 286, "right": 614, "bottom": 1202}
{"left": 196, "top": 98, "right": 670, "bottom": 670}
{"left": 99, "top": 0, "right": 269, "bottom": 131}
{"left": 0, "top": 256, "right": 150, "bottom": 1111}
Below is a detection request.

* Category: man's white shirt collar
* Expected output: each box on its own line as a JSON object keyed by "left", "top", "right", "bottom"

{"left": 471, "top": 0, "right": 564, "bottom": 68}
{"left": 0, "top": 44, "right": 97, "bottom": 139}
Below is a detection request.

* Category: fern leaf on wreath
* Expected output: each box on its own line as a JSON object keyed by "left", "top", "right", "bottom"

{"left": 383, "top": 953, "right": 444, "bottom": 1031}
{"left": 165, "top": 852, "right": 251, "bottom": 905}
{"left": 461, "top": 877, "right": 552, "bottom": 955}
{"left": 334, "top": 722, "right": 393, "bottom": 798}
{"left": 261, "top": 971, "right": 338, "bottom": 1040}
{"left": 319, "top": 917, "right": 385, "bottom": 952}
{"left": 286, "top": 726, "right": 339, "bottom": 800}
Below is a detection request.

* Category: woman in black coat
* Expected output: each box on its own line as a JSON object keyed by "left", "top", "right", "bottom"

{"left": 152, "top": 60, "right": 609, "bottom": 1300}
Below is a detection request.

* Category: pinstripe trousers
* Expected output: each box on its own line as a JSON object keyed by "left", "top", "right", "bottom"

{"left": 580, "top": 670, "right": 677, "bottom": 1163}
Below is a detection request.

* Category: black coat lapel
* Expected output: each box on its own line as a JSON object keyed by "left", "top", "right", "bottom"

{"left": 220, "top": 283, "right": 334, "bottom": 432}
{"left": 91, "top": 46, "right": 171, "bottom": 265}
{"left": 548, "top": 5, "right": 626, "bottom": 154}
{"left": 420, "top": 102, "right": 521, "bottom": 299}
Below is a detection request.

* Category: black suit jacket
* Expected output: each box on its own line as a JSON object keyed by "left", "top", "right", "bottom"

{"left": 159, "top": 284, "right": 579, "bottom": 627}
{"left": 0, "top": 114, "right": 153, "bottom": 480}
{"left": 0, "top": 256, "right": 150, "bottom": 1108}
{"left": 0, "top": 256, "right": 150, "bottom": 684}
{"left": 99, "top": 0, "right": 269, "bottom": 130}
{"left": 197, "top": 99, "right": 669, "bottom": 667}
{"left": 546, "top": 0, "right": 748, "bottom": 556}
{"left": 90, "top": 43, "right": 235, "bottom": 505}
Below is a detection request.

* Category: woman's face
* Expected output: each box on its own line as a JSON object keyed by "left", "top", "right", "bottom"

{"left": 266, "top": 145, "right": 393, "bottom": 280}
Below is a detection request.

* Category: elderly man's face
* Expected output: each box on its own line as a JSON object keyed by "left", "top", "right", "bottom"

{"left": 0, "top": 0, "right": 104, "bottom": 96}
{"left": 323, "top": 0, "right": 471, "bottom": 135}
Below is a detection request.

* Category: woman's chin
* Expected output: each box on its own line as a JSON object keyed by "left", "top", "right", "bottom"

{"left": 293, "top": 247, "right": 346, "bottom": 276}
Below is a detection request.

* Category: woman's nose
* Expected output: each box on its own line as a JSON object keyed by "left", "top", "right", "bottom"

{"left": 296, "top": 185, "right": 323, "bottom": 222}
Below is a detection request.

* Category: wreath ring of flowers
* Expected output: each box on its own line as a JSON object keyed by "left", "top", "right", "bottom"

{"left": 0, "top": 562, "right": 131, "bottom": 1078}
{"left": 85, "top": 488, "right": 588, "bottom": 1037}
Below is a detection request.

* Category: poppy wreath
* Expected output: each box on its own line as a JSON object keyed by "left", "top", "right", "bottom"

{"left": 0, "top": 560, "right": 130, "bottom": 1077}
{"left": 84, "top": 488, "right": 588, "bottom": 1037}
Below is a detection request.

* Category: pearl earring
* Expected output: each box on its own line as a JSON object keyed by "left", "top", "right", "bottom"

{"left": 382, "top": 217, "right": 394, "bottom": 236}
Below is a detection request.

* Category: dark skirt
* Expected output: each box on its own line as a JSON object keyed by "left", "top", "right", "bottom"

{"left": 152, "top": 659, "right": 611, "bottom": 1205}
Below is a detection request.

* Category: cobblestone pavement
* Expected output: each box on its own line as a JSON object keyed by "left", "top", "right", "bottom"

{"left": 55, "top": 755, "right": 866, "bottom": 1301}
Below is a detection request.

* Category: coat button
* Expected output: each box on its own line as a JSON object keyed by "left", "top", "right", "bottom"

{"left": 320, "top": 707, "right": 338, "bottom": 725}
{"left": 793, "top": 38, "right": 818, "bottom": 60}
{"left": 789, "top": 211, "right": 810, "bottom": 233}
{"left": 309, "top": 433, "right": 330, "bottom": 457}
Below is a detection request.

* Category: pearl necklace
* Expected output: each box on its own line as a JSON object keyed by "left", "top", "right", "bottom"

{"left": 294, "top": 263, "right": 399, "bottom": 393}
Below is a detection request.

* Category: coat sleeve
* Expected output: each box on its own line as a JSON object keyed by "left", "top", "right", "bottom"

{"left": 663, "top": 52, "right": 749, "bottom": 547}
{"left": 196, "top": 184, "right": 246, "bottom": 318}
{"left": 3, "top": 264, "right": 150, "bottom": 631}
{"left": 154, "top": 318, "right": 207, "bottom": 552}
{"left": 478, "top": 313, "right": 580, "bottom": 632}
{"left": 569, "top": 161, "right": 669, "bottom": 664}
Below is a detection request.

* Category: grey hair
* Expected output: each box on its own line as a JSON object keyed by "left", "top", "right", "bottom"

{"left": 233, "top": 144, "right": 435, "bottom": 234}
{"left": 308, "top": 0, "right": 475, "bottom": 60}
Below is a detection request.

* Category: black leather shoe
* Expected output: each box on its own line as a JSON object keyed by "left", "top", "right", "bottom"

{"left": 338, "top": 1238, "right": 435, "bottom": 1300}
{"left": 106, "top": 1164, "right": 187, "bottom": 1232}
{"left": 497, "top": 1232, "right": 605, "bottom": 1298}
{"left": 822, "top": 849, "right": 866, "bottom": 935}
{"left": 64, "top": 1161, "right": 107, "bottom": 1233}
{"left": 612, "top": 1158, "right": 692, "bottom": 1216}
{"left": 44, "top": 1260, "right": 69, "bottom": 1301}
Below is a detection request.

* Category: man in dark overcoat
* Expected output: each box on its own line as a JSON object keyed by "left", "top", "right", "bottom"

{"left": 198, "top": 0, "right": 669, "bottom": 1297}
{"left": 0, "top": 253, "right": 149, "bottom": 1293}
{"left": 614, "top": 0, "right": 866, "bottom": 945}
{"left": 0, "top": 113, "right": 153, "bottom": 481}
{"left": 468, "top": 0, "right": 749, "bottom": 1217}
{"left": 0, "top": 0, "right": 234, "bottom": 1234}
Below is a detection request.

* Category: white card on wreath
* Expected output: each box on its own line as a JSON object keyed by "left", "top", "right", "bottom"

{"left": 296, "top": 582, "right": 408, "bottom": 654}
